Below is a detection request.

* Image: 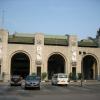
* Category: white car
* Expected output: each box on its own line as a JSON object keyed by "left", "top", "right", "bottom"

{"left": 51, "top": 73, "right": 69, "bottom": 86}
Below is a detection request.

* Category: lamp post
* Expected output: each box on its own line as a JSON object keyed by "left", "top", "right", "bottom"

{"left": 79, "top": 51, "right": 86, "bottom": 87}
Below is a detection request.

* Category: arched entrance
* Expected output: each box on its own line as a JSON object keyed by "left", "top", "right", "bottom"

{"left": 11, "top": 52, "right": 30, "bottom": 78}
{"left": 82, "top": 55, "right": 98, "bottom": 80}
{"left": 48, "top": 54, "right": 65, "bottom": 79}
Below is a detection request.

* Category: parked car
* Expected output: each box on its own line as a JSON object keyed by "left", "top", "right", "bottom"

{"left": 21, "top": 75, "right": 41, "bottom": 90}
{"left": 10, "top": 75, "right": 22, "bottom": 86}
{"left": 51, "top": 73, "right": 69, "bottom": 86}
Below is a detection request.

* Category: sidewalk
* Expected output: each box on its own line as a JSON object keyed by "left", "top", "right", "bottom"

{"left": 69, "top": 80, "right": 100, "bottom": 86}
{"left": 0, "top": 80, "right": 100, "bottom": 86}
{"left": 0, "top": 82, "right": 9, "bottom": 86}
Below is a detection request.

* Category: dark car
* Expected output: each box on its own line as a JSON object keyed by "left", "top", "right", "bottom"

{"left": 21, "top": 75, "right": 40, "bottom": 90}
{"left": 10, "top": 75, "right": 22, "bottom": 86}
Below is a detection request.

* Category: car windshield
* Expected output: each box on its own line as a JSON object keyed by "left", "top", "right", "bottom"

{"left": 11, "top": 75, "right": 22, "bottom": 81}
{"left": 59, "top": 75, "right": 67, "bottom": 78}
{"left": 26, "top": 76, "right": 38, "bottom": 80}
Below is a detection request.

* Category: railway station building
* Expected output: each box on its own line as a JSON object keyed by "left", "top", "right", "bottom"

{"left": 0, "top": 29, "right": 100, "bottom": 82}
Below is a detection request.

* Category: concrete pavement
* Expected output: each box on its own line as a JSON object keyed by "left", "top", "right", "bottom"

{"left": 0, "top": 80, "right": 100, "bottom": 86}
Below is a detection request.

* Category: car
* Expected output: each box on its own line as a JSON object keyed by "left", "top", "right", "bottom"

{"left": 21, "top": 75, "right": 40, "bottom": 90}
{"left": 51, "top": 73, "right": 69, "bottom": 86}
{"left": 10, "top": 75, "right": 22, "bottom": 86}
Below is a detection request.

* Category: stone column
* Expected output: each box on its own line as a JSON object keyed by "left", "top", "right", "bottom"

{"left": 68, "top": 35, "right": 78, "bottom": 79}
{"left": 34, "top": 33, "right": 44, "bottom": 77}
{"left": 0, "top": 29, "right": 8, "bottom": 82}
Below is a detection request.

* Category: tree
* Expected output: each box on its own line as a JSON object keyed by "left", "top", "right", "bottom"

{"left": 97, "top": 28, "right": 100, "bottom": 37}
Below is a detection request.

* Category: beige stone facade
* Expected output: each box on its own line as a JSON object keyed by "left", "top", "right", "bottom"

{"left": 0, "top": 29, "right": 100, "bottom": 82}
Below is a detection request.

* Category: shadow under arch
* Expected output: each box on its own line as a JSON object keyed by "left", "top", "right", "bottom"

{"left": 82, "top": 54, "right": 98, "bottom": 80}
{"left": 47, "top": 52, "right": 67, "bottom": 79}
{"left": 10, "top": 50, "right": 31, "bottom": 78}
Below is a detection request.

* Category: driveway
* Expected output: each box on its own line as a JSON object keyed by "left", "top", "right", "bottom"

{"left": 0, "top": 81, "right": 100, "bottom": 100}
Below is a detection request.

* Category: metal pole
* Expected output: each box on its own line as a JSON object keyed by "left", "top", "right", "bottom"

{"left": 79, "top": 51, "right": 86, "bottom": 87}
{"left": 80, "top": 53, "right": 85, "bottom": 86}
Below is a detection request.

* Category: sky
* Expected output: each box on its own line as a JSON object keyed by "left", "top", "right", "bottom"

{"left": 0, "top": 0, "right": 100, "bottom": 40}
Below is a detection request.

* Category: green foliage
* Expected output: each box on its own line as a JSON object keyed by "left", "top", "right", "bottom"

{"left": 41, "top": 72, "right": 47, "bottom": 80}
{"left": 31, "top": 72, "right": 36, "bottom": 76}
{"left": 77, "top": 73, "right": 82, "bottom": 80}
{"left": 69, "top": 72, "right": 77, "bottom": 80}
{"left": 69, "top": 73, "right": 72, "bottom": 79}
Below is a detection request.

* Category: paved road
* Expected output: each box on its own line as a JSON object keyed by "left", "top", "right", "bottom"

{"left": 0, "top": 82, "right": 100, "bottom": 100}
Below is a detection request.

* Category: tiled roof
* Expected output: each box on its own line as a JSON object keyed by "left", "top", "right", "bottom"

{"left": 78, "top": 39, "right": 98, "bottom": 47}
{"left": 8, "top": 33, "right": 35, "bottom": 44}
{"left": 8, "top": 34, "right": 68, "bottom": 46}
{"left": 8, "top": 33, "right": 98, "bottom": 47}
{"left": 44, "top": 35, "right": 68, "bottom": 46}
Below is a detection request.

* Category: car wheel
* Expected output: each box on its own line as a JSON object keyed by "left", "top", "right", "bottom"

{"left": 25, "top": 87, "right": 27, "bottom": 90}
{"left": 10, "top": 84, "right": 13, "bottom": 86}
{"left": 37, "top": 86, "right": 40, "bottom": 90}
{"left": 65, "top": 84, "right": 68, "bottom": 87}
{"left": 52, "top": 82, "right": 54, "bottom": 85}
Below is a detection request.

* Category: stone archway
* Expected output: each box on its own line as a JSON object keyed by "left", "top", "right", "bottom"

{"left": 48, "top": 53, "right": 65, "bottom": 79}
{"left": 82, "top": 55, "right": 98, "bottom": 80}
{"left": 11, "top": 52, "right": 30, "bottom": 78}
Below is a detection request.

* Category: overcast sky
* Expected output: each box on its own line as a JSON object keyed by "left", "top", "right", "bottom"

{"left": 0, "top": 0, "right": 100, "bottom": 40}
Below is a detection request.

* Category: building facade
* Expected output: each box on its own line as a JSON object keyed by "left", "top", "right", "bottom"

{"left": 0, "top": 29, "right": 100, "bottom": 82}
